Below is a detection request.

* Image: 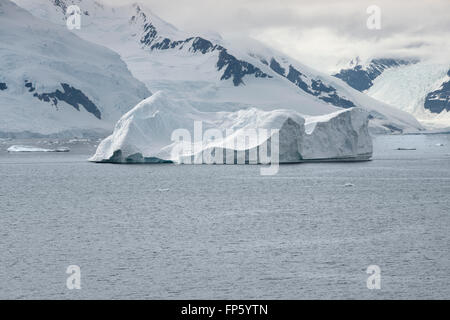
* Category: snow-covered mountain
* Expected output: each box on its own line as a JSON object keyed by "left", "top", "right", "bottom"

{"left": 335, "top": 57, "right": 450, "bottom": 129}
{"left": 0, "top": 0, "right": 150, "bottom": 137}
{"left": 13, "top": 0, "right": 423, "bottom": 134}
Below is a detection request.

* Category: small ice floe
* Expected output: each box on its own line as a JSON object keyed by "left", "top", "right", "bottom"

{"left": 343, "top": 183, "right": 355, "bottom": 187}
{"left": 68, "top": 138, "right": 90, "bottom": 144}
{"left": 157, "top": 188, "right": 170, "bottom": 192}
{"left": 7, "top": 145, "right": 70, "bottom": 152}
{"left": 436, "top": 143, "right": 444, "bottom": 147}
{"left": 396, "top": 147, "right": 416, "bottom": 151}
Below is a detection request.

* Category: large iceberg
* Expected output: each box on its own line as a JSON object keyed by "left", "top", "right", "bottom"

{"left": 90, "top": 92, "right": 373, "bottom": 164}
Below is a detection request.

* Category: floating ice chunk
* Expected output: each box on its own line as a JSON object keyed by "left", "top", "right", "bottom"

{"left": 7, "top": 145, "right": 70, "bottom": 152}
{"left": 344, "top": 183, "right": 355, "bottom": 187}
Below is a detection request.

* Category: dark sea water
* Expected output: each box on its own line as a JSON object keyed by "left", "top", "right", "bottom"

{"left": 0, "top": 134, "right": 449, "bottom": 299}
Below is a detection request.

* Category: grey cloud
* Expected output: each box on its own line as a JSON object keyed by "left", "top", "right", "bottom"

{"left": 110, "top": 0, "right": 450, "bottom": 71}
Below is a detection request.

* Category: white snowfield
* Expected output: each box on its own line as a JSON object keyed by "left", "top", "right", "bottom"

{"left": 90, "top": 92, "right": 373, "bottom": 164}
{"left": 0, "top": 0, "right": 150, "bottom": 137}
{"left": 13, "top": 0, "right": 423, "bottom": 134}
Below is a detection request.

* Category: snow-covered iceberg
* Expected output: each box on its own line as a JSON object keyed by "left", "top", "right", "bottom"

{"left": 90, "top": 92, "right": 372, "bottom": 164}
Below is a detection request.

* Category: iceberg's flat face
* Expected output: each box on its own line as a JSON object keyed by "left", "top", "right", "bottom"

{"left": 90, "top": 92, "right": 373, "bottom": 164}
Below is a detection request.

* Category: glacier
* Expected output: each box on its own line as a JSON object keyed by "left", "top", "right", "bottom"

{"left": 336, "top": 58, "right": 450, "bottom": 130}
{"left": 366, "top": 62, "right": 450, "bottom": 129}
{"left": 90, "top": 92, "right": 373, "bottom": 164}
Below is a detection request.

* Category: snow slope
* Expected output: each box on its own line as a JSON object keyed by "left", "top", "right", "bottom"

{"left": 90, "top": 91, "right": 373, "bottom": 164}
{"left": 14, "top": 0, "right": 423, "bottom": 134}
{"left": 0, "top": 0, "right": 150, "bottom": 137}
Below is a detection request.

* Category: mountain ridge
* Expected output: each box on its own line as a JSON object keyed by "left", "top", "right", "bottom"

{"left": 10, "top": 0, "right": 424, "bottom": 134}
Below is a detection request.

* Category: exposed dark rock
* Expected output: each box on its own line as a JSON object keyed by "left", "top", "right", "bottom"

{"left": 24, "top": 80, "right": 35, "bottom": 92}
{"left": 282, "top": 66, "right": 356, "bottom": 108}
{"left": 286, "top": 65, "right": 311, "bottom": 93}
{"left": 140, "top": 22, "right": 158, "bottom": 45}
{"left": 334, "top": 58, "right": 417, "bottom": 91}
{"left": 269, "top": 58, "right": 285, "bottom": 76}
{"left": 217, "top": 49, "right": 271, "bottom": 86}
{"left": 334, "top": 65, "right": 373, "bottom": 91}
{"left": 319, "top": 93, "right": 355, "bottom": 109}
{"left": 52, "top": 0, "right": 67, "bottom": 13}
{"left": 424, "top": 70, "right": 450, "bottom": 113}
{"left": 311, "top": 79, "right": 334, "bottom": 93}
{"left": 0, "top": 82, "right": 7, "bottom": 90}
{"left": 30, "top": 82, "right": 101, "bottom": 119}
{"left": 189, "top": 37, "right": 217, "bottom": 54}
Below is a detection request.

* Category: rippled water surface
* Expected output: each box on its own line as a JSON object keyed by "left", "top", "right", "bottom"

{"left": 0, "top": 134, "right": 449, "bottom": 299}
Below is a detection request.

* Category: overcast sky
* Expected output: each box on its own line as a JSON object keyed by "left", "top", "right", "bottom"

{"left": 111, "top": 0, "right": 450, "bottom": 72}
